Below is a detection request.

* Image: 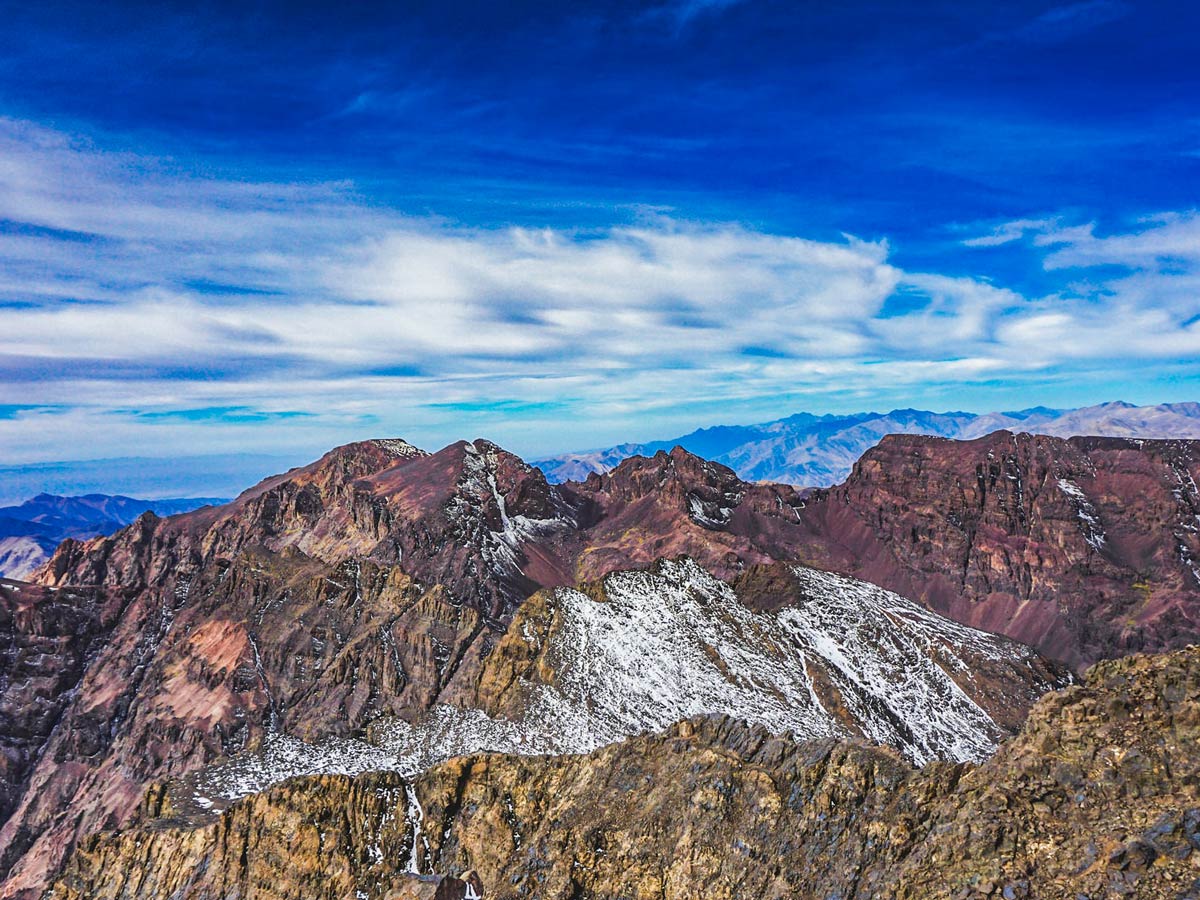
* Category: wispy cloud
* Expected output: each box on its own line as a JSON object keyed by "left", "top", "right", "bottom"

{"left": 1035, "top": 211, "right": 1200, "bottom": 269}
{"left": 962, "top": 217, "right": 1062, "bottom": 247}
{"left": 1014, "top": 0, "right": 1131, "bottom": 43}
{"left": 638, "top": 0, "right": 748, "bottom": 33}
{"left": 0, "top": 118, "right": 1197, "bottom": 463}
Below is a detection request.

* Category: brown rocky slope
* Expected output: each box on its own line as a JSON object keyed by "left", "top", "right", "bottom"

{"left": 795, "top": 431, "right": 1200, "bottom": 667}
{"left": 4, "top": 431, "right": 1198, "bottom": 896}
{"left": 49, "top": 644, "right": 1200, "bottom": 900}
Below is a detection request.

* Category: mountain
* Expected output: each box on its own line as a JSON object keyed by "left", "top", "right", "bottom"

{"left": 47, "top": 644, "right": 1200, "bottom": 900}
{"left": 0, "top": 494, "right": 226, "bottom": 579}
{"left": 533, "top": 400, "right": 1200, "bottom": 486}
{"left": 0, "top": 453, "right": 302, "bottom": 509}
{"left": 0, "top": 438, "right": 1068, "bottom": 898}
{"left": 4, "top": 432, "right": 1200, "bottom": 897}
{"left": 792, "top": 431, "right": 1200, "bottom": 668}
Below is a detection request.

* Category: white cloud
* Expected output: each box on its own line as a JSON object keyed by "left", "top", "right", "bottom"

{"left": 0, "top": 117, "right": 1198, "bottom": 463}
{"left": 1036, "top": 211, "right": 1200, "bottom": 270}
{"left": 962, "top": 217, "right": 1060, "bottom": 247}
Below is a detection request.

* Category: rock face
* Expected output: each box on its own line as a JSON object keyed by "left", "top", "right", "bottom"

{"left": 0, "top": 580, "right": 112, "bottom": 832}
{"left": 48, "top": 645, "right": 1200, "bottom": 900}
{"left": 796, "top": 432, "right": 1200, "bottom": 667}
{"left": 4, "top": 431, "right": 1197, "bottom": 897}
{"left": 0, "top": 548, "right": 1065, "bottom": 897}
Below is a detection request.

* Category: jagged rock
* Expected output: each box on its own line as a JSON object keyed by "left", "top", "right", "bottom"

{"left": 46, "top": 646, "right": 1200, "bottom": 900}
{"left": 381, "top": 872, "right": 485, "bottom": 900}
{"left": 4, "top": 432, "right": 1197, "bottom": 896}
{"left": 796, "top": 431, "right": 1200, "bottom": 667}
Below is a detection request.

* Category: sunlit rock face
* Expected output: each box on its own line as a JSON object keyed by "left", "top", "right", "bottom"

{"left": 47, "top": 647, "right": 1200, "bottom": 900}
{"left": 794, "top": 431, "right": 1200, "bottom": 667}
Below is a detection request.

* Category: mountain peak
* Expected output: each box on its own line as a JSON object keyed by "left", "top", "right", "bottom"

{"left": 537, "top": 400, "right": 1200, "bottom": 488}
{"left": 367, "top": 437, "right": 426, "bottom": 460}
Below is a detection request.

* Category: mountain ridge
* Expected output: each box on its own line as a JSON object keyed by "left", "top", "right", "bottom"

{"left": 0, "top": 493, "right": 226, "bottom": 580}
{"left": 0, "top": 436, "right": 1071, "bottom": 898}
{"left": 46, "top": 644, "right": 1200, "bottom": 900}
{"left": 533, "top": 400, "right": 1200, "bottom": 486}
{"left": 3, "top": 431, "right": 1199, "bottom": 897}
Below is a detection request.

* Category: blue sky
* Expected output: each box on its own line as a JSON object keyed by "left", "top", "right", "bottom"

{"left": 0, "top": 0, "right": 1198, "bottom": 485}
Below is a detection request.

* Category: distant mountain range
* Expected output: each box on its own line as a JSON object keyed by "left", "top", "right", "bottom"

{"left": 0, "top": 452, "right": 301, "bottom": 508}
{"left": 533, "top": 400, "right": 1200, "bottom": 486}
{"left": 0, "top": 494, "right": 225, "bottom": 579}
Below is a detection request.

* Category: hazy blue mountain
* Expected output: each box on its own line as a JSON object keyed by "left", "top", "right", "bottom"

{"left": 533, "top": 401, "right": 1200, "bottom": 486}
{"left": 0, "top": 493, "right": 225, "bottom": 579}
{"left": 0, "top": 452, "right": 304, "bottom": 508}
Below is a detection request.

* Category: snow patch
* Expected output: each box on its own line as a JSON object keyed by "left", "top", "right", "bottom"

{"left": 447, "top": 443, "right": 574, "bottom": 577}
{"left": 372, "top": 439, "right": 426, "bottom": 460}
{"left": 1057, "top": 478, "right": 1107, "bottom": 550}
{"left": 180, "top": 560, "right": 1059, "bottom": 811}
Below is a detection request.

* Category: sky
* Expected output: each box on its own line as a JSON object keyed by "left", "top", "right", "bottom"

{"left": 1, "top": 0, "right": 1198, "bottom": 495}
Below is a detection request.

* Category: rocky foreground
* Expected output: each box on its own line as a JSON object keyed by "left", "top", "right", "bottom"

{"left": 0, "top": 548, "right": 1065, "bottom": 897}
{"left": 48, "top": 645, "right": 1200, "bottom": 900}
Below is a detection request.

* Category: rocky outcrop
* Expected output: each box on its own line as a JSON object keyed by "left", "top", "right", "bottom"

{"left": 796, "top": 432, "right": 1200, "bottom": 667}
{"left": 48, "top": 645, "right": 1200, "bottom": 900}
{"left": 887, "top": 646, "right": 1200, "bottom": 898}
{"left": 0, "top": 580, "right": 113, "bottom": 838}
{"left": 559, "top": 447, "right": 811, "bottom": 582}
{"left": 0, "top": 437, "right": 576, "bottom": 897}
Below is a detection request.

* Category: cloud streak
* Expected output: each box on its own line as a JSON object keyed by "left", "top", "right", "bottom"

{"left": 0, "top": 118, "right": 1197, "bottom": 463}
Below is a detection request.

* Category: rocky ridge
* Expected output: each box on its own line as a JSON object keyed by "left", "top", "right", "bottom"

{"left": 796, "top": 431, "right": 1200, "bottom": 667}
{"left": 534, "top": 399, "right": 1200, "bottom": 486}
{"left": 3, "top": 431, "right": 1197, "bottom": 896}
{"left": 47, "top": 645, "right": 1200, "bottom": 900}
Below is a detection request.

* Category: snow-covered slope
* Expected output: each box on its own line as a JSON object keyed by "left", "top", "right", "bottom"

{"left": 475, "top": 559, "right": 1064, "bottom": 765}
{"left": 171, "top": 558, "right": 1068, "bottom": 812}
